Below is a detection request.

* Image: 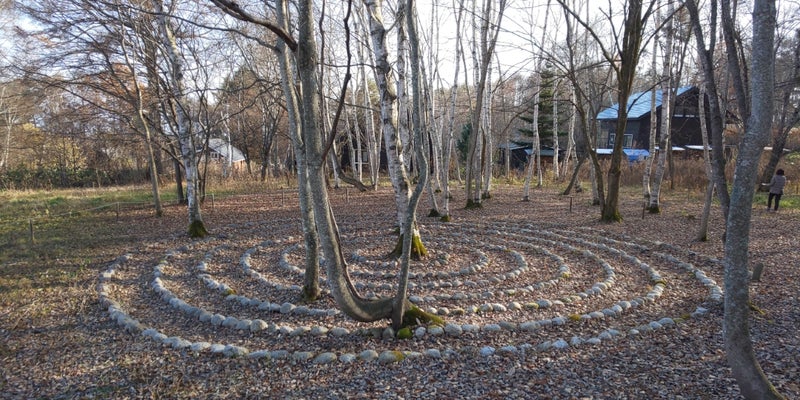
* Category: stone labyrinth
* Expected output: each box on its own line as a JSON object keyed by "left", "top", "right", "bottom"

{"left": 98, "top": 215, "right": 723, "bottom": 364}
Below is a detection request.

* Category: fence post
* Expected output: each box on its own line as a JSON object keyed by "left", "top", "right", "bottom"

{"left": 28, "top": 219, "right": 34, "bottom": 244}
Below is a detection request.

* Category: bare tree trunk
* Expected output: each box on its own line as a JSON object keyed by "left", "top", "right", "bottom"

{"left": 685, "top": 0, "right": 731, "bottom": 228}
{"left": 441, "top": 0, "right": 465, "bottom": 221}
{"left": 723, "top": 1, "right": 785, "bottom": 398}
{"left": 552, "top": 78, "right": 560, "bottom": 179}
{"left": 465, "top": 0, "right": 506, "bottom": 208}
{"left": 643, "top": 25, "right": 658, "bottom": 203}
{"left": 296, "top": 0, "right": 396, "bottom": 322}
{"left": 276, "top": 0, "right": 320, "bottom": 301}
{"left": 364, "top": 0, "right": 426, "bottom": 258}
{"left": 117, "top": 25, "right": 163, "bottom": 217}
{"left": 522, "top": 2, "right": 550, "bottom": 200}
{"left": 648, "top": 0, "right": 674, "bottom": 213}
{"left": 153, "top": 0, "right": 206, "bottom": 237}
{"left": 560, "top": 83, "right": 577, "bottom": 179}
{"left": 393, "top": 0, "right": 430, "bottom": 329}
{"left": 696, "top": 82, "right": 714, "bottom": 242}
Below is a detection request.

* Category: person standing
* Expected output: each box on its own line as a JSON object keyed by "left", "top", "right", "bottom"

{"left": 767, "top": 169, "right": 787, "bottom": 211}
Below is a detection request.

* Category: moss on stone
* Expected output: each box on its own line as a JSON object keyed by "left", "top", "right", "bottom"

{"left": 401, "top": 305, "right": 444, "bottom": 328}
{"left": 396, "top": 327, "right": 413, "bottom": 339}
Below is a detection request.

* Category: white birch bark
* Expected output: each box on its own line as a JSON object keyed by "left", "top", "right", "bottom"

{"left": 648, "top": 0, "right": 674, "bottom": 213}
{"left": 442, "top": 0, "right": 466, "bottom": 219}
{"left": 560, "top": 83, "right": 577, "bottom": 176}
{"left": 363, "top": 0, "right": 412, "bottom": 234}
{"left": 522, "top": 0, "right": 550, "bottom": 200}
{"left": 481, "top": 66, "right": 493, "bottom": 198}
{"left": 465, "top": 0, "right": 506, "bottom": 207}
{"left": 552, "top": 78, "right": 560, "bottom": 178}
{"left": 153, "top": 0, "right": 205, "bottom": 237}
{"left": 643, "top": 21, "right": 658, "bottom": 202}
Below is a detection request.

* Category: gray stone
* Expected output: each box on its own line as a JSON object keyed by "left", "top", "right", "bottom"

{"left": 444, "top": 323, "right": 463, "bottom": 337}
{"left": 359, "top": 350, "right": 379, "bottom": 362}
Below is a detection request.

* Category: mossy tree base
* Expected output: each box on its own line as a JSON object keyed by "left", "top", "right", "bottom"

{"left": 481, "top": 191, "right": 492, "bottom": 200}
{"left": 390, "top": 233, "right": 428, "bottom": 260}
{"left": 439, "top": 214, "right": 451, "bottom": 222}
{"left": 600, "top": 210, "right": 623, "bottom": 223}
{"left": 188, "top": 220, "right": 208, "bottom": 238}
{"left": 465, "top": 199, "right": 483, "bottom": 209}
{"left": 647, "top": 205, "right": 661, "bottom": 214}
{"left": 301, "top": 285, "right": 321, "bottom": 303}
{"left": 401, "top": 305, "right": 444, "bottom": 329}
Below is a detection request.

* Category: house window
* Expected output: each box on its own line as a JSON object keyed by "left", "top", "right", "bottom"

{"left": 608, "top": 133, "right": 634, "bottom": 148}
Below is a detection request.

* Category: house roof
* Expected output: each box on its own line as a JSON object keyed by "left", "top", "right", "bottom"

{"left": 207, "top": 138, "right": 246, "bottom": 162}
{"left": 596, "top": 86, "right": 694, "bottom": 121}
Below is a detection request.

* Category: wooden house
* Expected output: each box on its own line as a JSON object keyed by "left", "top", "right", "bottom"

{"left": 595, "top": 86, "right": 704, "bottom": 153}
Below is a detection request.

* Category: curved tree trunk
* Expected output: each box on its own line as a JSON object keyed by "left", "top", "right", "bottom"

{"left": 297, "top": 0, "right": 397, "bottom": 322}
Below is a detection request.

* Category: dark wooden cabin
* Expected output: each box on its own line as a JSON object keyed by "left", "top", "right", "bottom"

{"left": 595, "top": 86, "right": 704, "bottom": 151}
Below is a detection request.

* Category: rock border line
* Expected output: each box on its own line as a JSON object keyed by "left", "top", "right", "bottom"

{"left": 97, "top": 223, "right": 722, "bottom": 364}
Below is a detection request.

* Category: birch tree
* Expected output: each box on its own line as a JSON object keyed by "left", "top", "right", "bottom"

{"left": 363, "top": 0, "right": 427, "bottom": 258}
{"left": 522, "top": 0, "right": 551, "bottom": 201}
{"left": 647, "top": 0, "right": 675, "bottom": 213}
{"left": 440, "top": 0, "right": 467, "bottom": 222}
{"left": 464, "top": 0, "right": 506, "bottom": 208}
{"left": 152, "top": 0, "right": 207, "bottom": 237}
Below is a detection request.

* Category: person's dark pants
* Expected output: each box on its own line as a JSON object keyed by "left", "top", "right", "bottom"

{"left": 768, "top": 192, "right": 782, "bottom": 210}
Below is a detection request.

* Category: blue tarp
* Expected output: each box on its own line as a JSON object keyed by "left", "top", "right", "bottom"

{"left": 596, "top": 148, "right": 650, "bottom": 163}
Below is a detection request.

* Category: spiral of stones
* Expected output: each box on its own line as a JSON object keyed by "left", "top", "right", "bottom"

{"left": 98, "top": 219, "right": 721, "bottom": 364}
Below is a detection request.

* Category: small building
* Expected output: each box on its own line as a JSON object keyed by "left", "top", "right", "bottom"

{"left": 202, "top": 138, "right": 246, "bottom": 168}
{"left": 595, "top": 86, "right": 704, "bottom": 152}
{"left": 497, "top": 141, "right": 563, "bottom": 170}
